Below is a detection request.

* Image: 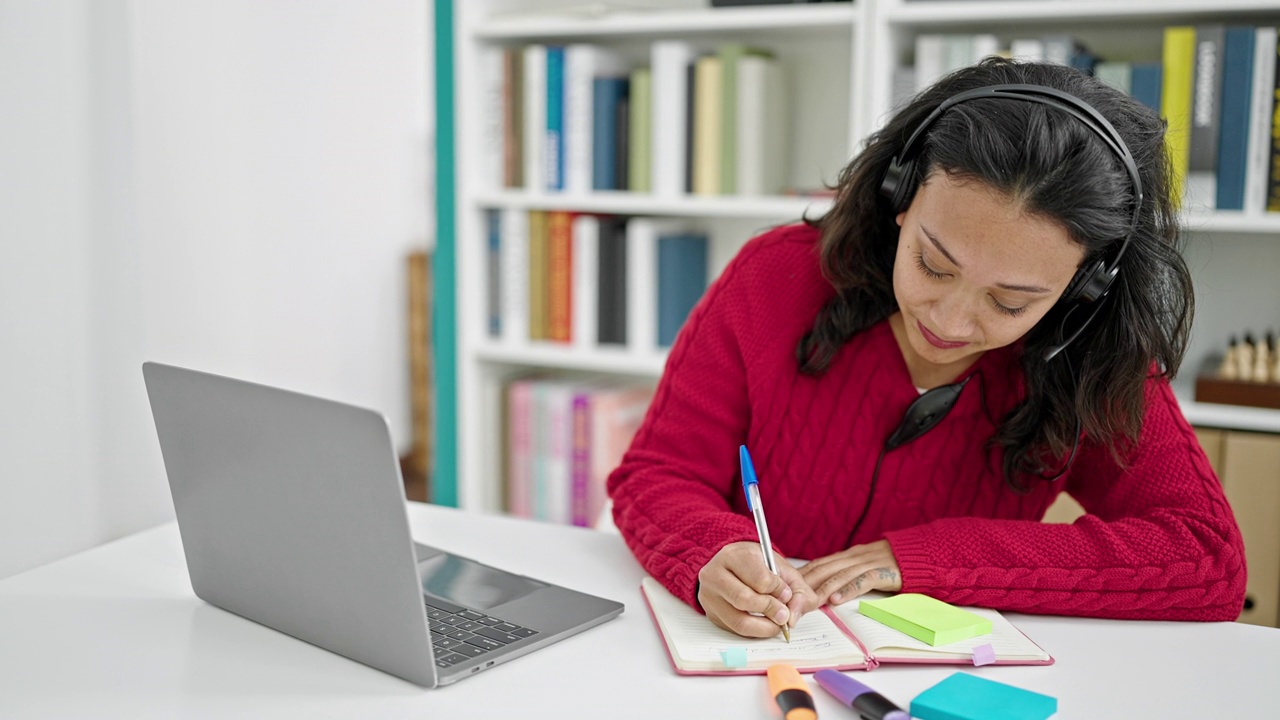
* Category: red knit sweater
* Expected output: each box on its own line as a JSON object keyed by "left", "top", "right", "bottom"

{"left": 608, "top": 223, "right": 1247, "bottom": 621}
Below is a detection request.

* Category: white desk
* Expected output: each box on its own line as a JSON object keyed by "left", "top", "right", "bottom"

{"left": 2, "top": 503, "right": 1276, "bottom": 719}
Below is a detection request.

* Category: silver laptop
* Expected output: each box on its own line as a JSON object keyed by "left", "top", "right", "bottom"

{"left": 142, "top": 361, "right": 623, "bottom": 688}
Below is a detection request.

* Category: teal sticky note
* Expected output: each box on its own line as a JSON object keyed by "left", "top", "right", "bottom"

{"left": 720, "top": 648, "right": 748, "bottom": 669}
{"left": 911, "top": 672, "right": 1057, "bottom": 720}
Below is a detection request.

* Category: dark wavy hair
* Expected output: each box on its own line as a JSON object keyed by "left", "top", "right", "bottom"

{"left": 797, "top": 57, "right": 1191, "bottom": 490}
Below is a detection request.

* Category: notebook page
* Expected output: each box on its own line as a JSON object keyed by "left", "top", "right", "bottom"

{"left": 642, "top": 577, "right": 865, "bottom": 670}
{"left": 828, "top": 598, "right": 1049, "bottom": 662}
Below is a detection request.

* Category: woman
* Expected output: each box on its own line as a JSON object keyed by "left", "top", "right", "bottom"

{"left": 607, "top": 57, "right": 1247, "bottom": 639}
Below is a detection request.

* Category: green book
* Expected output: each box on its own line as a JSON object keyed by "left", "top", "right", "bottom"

{"left": 716, "top": 44, "right": 771, "bottom": 195}
{"left": 628, "top": 67, "right": 652, "bottom": 193}
{"left": 858, "top": 593, "right": 992, "bottom": 647}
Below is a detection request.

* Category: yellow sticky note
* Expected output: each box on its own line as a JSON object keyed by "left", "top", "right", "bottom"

{"left": 858, "top": 594, "right": 992, "bottom": 646}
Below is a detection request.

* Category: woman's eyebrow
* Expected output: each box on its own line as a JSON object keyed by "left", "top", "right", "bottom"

{"left": 921, "top": 226, "right": 1051, "bottom": 294}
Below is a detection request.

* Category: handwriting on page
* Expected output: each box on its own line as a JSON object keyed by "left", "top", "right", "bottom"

{"left": 663, "top": 602, "right": 860, "bottom": 664}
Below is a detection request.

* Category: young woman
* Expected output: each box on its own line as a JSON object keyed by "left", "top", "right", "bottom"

{"left": 607, "top": 58, "right": 1247, "bottom": 639}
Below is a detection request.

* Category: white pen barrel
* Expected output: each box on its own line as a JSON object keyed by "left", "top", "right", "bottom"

{"left": 747, "top": 484, "right": 778, "bottom": 574}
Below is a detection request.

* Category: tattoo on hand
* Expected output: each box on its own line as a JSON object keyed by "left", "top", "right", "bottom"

{"left": 876, "top": 567, "right": 897, "bottom": 581}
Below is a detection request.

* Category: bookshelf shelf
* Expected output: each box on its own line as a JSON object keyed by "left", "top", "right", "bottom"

{"left": 474, "top": 343, "right": 666, "bottom": 378}
{"left": 473, "top": 190, "right": 833, "bottom": 219}
{"left": 1180, "top": 209, "right": 1280, "bottom": 234}
{"left": 474, "top": 4, "right": 858, "bottom": 41}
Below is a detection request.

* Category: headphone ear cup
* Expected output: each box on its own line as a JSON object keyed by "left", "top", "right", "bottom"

{"left": 880, "top": 157, "right": 915, "bottom": 213}
{"left": 1062, "top": 259, "right": 1117, "bottom": 306}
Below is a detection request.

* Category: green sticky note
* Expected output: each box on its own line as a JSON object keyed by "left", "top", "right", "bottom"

{"left": 911, "top": 672, "right": 1057, "bottom": 720}
{"left": 858, "top": 593, "right": 992, "bottom": 646}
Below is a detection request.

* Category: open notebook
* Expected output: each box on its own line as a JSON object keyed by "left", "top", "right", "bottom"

{"left": 640, "top": 577, "right": 1052, "bottom": 675}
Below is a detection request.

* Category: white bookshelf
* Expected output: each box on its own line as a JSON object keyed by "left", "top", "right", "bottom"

{"left": 447, "top": 0, "right": 1280, "bottom": 515}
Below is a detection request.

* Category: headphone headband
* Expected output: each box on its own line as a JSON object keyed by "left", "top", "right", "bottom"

{"left": 879, "top": 82, "right": 1144, "bottom": 361}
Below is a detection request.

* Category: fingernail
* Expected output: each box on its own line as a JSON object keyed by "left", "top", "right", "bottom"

{"left": 773, "top": 607, "right": 789, "bottom": 624}
{"left": 780, "top": 586, "right": 793, "bottom": 603}
{"left": 831, "top": 592, "right": 842, "bottom": 603}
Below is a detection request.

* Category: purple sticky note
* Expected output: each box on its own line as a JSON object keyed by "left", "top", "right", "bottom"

{"left": 972, "top": 643, "right": 996, "bottom": 666}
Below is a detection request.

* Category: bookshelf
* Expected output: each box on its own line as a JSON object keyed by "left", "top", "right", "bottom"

{"left": 439, "top": 0, "right": 1280, "bottom": 518}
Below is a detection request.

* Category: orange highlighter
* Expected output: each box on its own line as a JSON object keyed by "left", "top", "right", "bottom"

{"left": 767, "top": 664, "right": 818, "bottom": 720}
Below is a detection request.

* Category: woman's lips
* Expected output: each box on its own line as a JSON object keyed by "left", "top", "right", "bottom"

{"left": 918, "top": 320, "right": 969, "bottom": 349}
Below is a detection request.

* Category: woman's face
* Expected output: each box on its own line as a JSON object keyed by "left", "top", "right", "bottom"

{"left": 893, "top": 171, "right": 1085, "bottom": 372}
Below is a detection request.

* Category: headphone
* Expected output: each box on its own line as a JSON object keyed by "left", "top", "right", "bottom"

{"left": 880, "top": 83, "right": 1144, "bottom": 362}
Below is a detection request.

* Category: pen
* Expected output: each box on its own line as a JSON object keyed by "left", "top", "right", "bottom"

{"left": 740, "top": 444, "right": 790, "bottom": 643}
{"left": 767, "top": 664, "right": 818, "bottom": 720}
{"left": 813, "top": 669, "right": 909, "bottom": 720}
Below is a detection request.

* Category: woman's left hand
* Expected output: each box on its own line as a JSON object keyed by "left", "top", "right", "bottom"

{"left": 799, "top": 539, "right": 903, "bottom": 606}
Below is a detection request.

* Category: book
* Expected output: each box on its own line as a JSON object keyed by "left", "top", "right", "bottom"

{"left": 584, "top": 385, "right": 653, "bottom": 527}
{"left": 596, "top": 216, "right": 628, "bottom": 346}
{"left": 527, "top": 210, "right": 549, "bottom": 341}
{"left": 651, "top": 40, "right": 696, "bottom": 197}
{"left": 506, "top": 379, "right": 537, "bottom": 517}
{"left": 1094, "top": 61, "right": 1132, "bottom": 95}
{"left": 736, "top": 53, "right": 788, "bottom": 196}
{"left": 500, "top": 207, "right": 529, "bottom": 345}
{"left": 1130, "top": 61, "right": 1163, "bottom": 114}
{"left": 592, "top": 76, "right": 630, "bottom": 191}
{"left": 571, "top": 213, "right": 599, "bottom": 350}
{"left": 718, "top": 44, "right": 771, "bottom": 195}
{"left": 692, "top": 54, "right": 724, "bottom": 196}
{"left": 502, "top": 48, "right": 524, "bottom": 188}
{"left": 640, "top": 577, "right": 1053, "bottom": 675}
{"left": 523, "top": 45, "right": 547, "bottom": 190}
{"left": 1162, "top": 26, "right": 1197, "bottom": 208}
{"left": 546, "top": 210, "right": 574, "bottom": 343}
{"left": 1187, "top": 24, "right": 1225, "bottom": 210}
{"left": 1245, "top": 28, "right": 1277, "bottom": 215}
{"left": 1216, "top": 26, "right": 1255, "bottom": 212}
{"left": 546, "top": 46, "right": 566, "bottom": 191}
{"left": 656, "top": 232, "right": 709, "bottom": 348}
{"left": 628, "top": 67, "right": 652, "bottom": 193}
{"left": 485, "top": 208, "right": 501, "bottom": 337}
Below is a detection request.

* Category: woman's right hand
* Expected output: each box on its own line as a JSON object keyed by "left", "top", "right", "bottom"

{"left": 696, "top": 542, "right": 818, "bottom": 639}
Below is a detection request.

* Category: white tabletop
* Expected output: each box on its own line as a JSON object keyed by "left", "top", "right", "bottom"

{"left": 2, "top": 503, "right": 1277, "bottom": 719}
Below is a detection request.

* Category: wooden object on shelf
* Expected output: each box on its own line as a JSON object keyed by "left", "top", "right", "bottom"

{"left": 1218, "top": 431, "right": 1280, "bottom": 628}
{"left": 1195, "top": 361, "right": 1280, "bottom": 410}
{"left": 405, "top": 250, "right": 433, "bottom": 502}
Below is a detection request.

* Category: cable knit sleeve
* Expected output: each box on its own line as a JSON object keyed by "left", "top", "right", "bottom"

{"left": 606, "top": 229, "right": 811, "bottom": 609}
{"left": 884, "top": 379, "right": 1248, "bottom": 621}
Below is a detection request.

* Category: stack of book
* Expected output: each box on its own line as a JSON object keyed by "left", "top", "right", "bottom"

{"left": 486, "top": 210, "right": 710, "bottom": 352}
{"left": 505, "top": 378, "right": 655, "bottom": 527}
{"left": 484, "top": 40, "right": 789, "bottom": 197}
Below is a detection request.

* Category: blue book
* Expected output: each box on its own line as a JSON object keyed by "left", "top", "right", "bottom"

{"left": 1130, "top": 62, "right": 1163, "bottom": 114}
{"left": 486, "top": 209, "right": 501, "bottom": 337}
{"left": 592, "top": 77, "right": 629, "bottom": 191}
{"left": 545, "top": 46, "right": 565, "bottom": 191}
{"left": 656, "top": 233, "right": 708, "bottom": 348}
{"left": 1216, "top": 26, "right": 1256, "bottom": 211}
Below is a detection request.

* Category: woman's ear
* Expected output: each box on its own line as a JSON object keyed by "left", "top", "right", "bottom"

{"left": 895, "top": 211, "right": 906, "bottom": 227}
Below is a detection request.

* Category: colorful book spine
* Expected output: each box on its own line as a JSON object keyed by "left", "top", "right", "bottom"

{"left": 1187, "top": 24, "right": 1225, "bottom": 209}
{"left": 1216, "top": 26, "right": 1255, "bottom": 211}
{"left": 1245, "top": 28, "right": 1277, "bottom": 215}
{"left": 657, "top": 233, "right": 709, "bottom": 348}
{"left": 692, "top": 55, "right": 724, "bottom": 196}
{"left": 547, "top": 210, "right": 574, "bottom": 343}
{"left": 523, "top": 45, "right": 547, "bottom": 190}
{"left": 571, "top": 214, "right": 599, "bottom": 350}
{"left": 545, "top": 46, "right": 566, "bottom": 191}
{"left": 570, "top": 390, "right": 593, "bottom": 527}
{"left": 528, "top": 210, "right": 549, "bottom": 340}
{"left": 502, "top": 48, "right": 524, "bottom": 188}
{"left": 736, "top": 53, "right": 787, "bottom": 196}
{"left": 1130, "top": 62, "right": 1163, "bottom": 114}
{"left": 596, "top": 217, "right": 628, "bottom": 346}
{"left": 592, "top": 77, "right": 629, "bottom": 191}
{"left": 651, "top": 40, "right": 694, "bottom": 197}
{"left": 507, "top": 380, "right": 534, "bottom": 517}
{"left": 486, "top": 208, "right": 501, "bottom": 337}
{"left": 1162, "top": 26, "right": 1197, "bottom": 208}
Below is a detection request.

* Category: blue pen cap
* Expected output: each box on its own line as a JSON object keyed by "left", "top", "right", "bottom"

{"left": 739, "top": 445, "right": 758, "bottom": 509}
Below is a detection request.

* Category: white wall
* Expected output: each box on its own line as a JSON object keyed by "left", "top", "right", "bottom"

{"left": 0, "top": 0, "right": 432, "bottom": 579}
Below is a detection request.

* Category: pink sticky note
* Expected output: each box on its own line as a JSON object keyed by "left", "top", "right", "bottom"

{"left": 972, "top": 643, "right": 996, "bottom": 666}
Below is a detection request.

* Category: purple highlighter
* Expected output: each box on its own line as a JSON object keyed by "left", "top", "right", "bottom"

{"left": 814, "top": 669, "right": 910, "bottom": 720}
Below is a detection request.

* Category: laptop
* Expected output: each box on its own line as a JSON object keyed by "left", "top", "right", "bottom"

{"left": 142, "top": 361, "right": 624, "bottom": 688}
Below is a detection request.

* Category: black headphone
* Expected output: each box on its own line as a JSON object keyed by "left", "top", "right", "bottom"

{"left": 880, "top": 83, "right": 1144, "bottom": 362}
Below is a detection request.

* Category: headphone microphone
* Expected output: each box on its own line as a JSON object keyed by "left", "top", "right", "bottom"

{"left": 880, "top": 83, "right": 1144, "bottom": 363}
{"left": 884, "top": 376, "right": 971, "bottom": 451}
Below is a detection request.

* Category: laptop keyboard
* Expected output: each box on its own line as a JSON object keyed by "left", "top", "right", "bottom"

{"left": 425, "top": 596, "right": 539, "bottom": 669}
